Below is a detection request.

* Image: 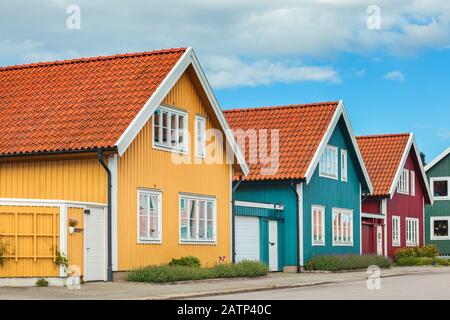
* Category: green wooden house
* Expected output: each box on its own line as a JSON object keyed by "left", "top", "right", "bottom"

{"left": 425, "top": 147, "right": 450, "bottom": 255}
{"left": 224, "top": 101, "right": 373, "bottom": 271}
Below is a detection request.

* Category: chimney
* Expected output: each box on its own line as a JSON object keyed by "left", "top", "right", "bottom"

{"left": 420, "top": 152, "right": 426, "bottom": 166}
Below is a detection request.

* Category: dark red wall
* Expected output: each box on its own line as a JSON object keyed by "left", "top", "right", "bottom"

{"left": 386, "top": 148, "right": 425, "bottom": 257}
{"left": 362, "top": 198, "right": 381, "bottom": 214}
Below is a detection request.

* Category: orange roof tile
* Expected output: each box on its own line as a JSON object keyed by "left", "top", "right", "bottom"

{"left": 224, "top": 102, "right": 339, "bottom": 181}
{"left": 0, "top": 48, "right": 186, "bottom": 155}
{"left": 356, "top": 133, "right": 410, "bottom": 196}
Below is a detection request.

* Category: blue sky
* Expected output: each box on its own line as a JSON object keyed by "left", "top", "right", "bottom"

{"left": 1, "top": 0, "right": 450, "bottom": 160}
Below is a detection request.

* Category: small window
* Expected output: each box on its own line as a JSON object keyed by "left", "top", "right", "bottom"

{"left": 195, "top": 116, "right": 206, "bottom": 158}
{"left": 332, "top": 208, "right": 353, "bottom": 246}
{"left": 431, "top": 178, "right": 450, "bottom": 200}
{"left": 312, "top": 206, "right": 325, "bottom": 246}
{"left": 405, "top": 218, "right": 419, "bottom": 247}
{"left": 319, "top": 145, "right": 338, "bottom": 179}
{"left": 410, "top": 171, "right": 415, "bottom": 196}
{"left": 392, "top": 216, "right": 401, "bottom": 247}
{"left": 180, "top": 195, "right": 216, "bottom": 243}
{"left": 340, "top": 149, "right": 348, "bottom": 182}
{"left": 397, "top": 169, "right": 409, "bottom": 194}
{"left": 431, "top": 217, "right": 450, "bottom": 240}
{"left": 153, "top": 106, "right": 187, "bottom": 152}
{"left": 138, "top": 190, "right": 162, "bottom": 242}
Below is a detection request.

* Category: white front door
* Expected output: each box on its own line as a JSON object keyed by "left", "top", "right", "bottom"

{"left": 84, "top": 207, "right": 107, "bottom": 281}
{"left": 235, "top": 216, "right": 260, "bottom": 262}
{"left": 376, "top": 225, "right": 383, "bottom": 256}
{"left": 268, "top": 220, "right": 278, "bottom": 271}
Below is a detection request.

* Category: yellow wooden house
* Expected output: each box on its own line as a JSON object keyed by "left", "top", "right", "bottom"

{"left": 0, "top": 47, "right": 248, "bottom": 285}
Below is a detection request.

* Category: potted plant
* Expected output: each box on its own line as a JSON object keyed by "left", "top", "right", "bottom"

{"left": 68, "top": 218, "right": 78, "bottom": 235}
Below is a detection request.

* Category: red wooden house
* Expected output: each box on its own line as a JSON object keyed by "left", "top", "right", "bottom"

{"left": 356, "top": 133, "right": 432, "bottom": 258}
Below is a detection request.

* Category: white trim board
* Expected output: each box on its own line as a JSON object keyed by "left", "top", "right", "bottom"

{"left": 387, "top": 133, "right": 433, "bottom": 204}
{"left": 425, "top": 147, "right": 450, "bottom": 172}
{"left": 304, "top": 100, "right": 373, "bottom": 193}
{"left": 361, "top": 212, "right": 386, "bottom": 220}
{"left": 114, "top": 47, "right": 249, "bottom": 176}
{"left": 0, "top": 198, "right": 107, "bottom": 208}
{"left": 234, "top": 200, "right": 283, "bottom": 210}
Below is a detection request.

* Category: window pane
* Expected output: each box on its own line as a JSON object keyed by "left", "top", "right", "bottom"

{"left": 178, "top": 115, "right": 184, "bottom": 147}
{"left": 171, "top": 113, "right": 177, "bottom": 147}
{"left": 180, "top": 199, "right": 188, "bottom": 240}
{"left": 189, "top": 200, "right": 197, "bottom": 239}
{"left": 434, "top": 220, "right": 449, "bottom": 237}
{"left": 162, "top": 111, "right": 169, "bottom": 145}
{"left": 434, "top": 180, "right": 448, "bottom": 197}
{"left": 198, "top": 201, "right": 206, "bottom": 239}
{"left": 150, "top": 216, "right": 158, "bottom": 238}
{"left": 207, "top": 202, "right": 213, "bottom": 220}
{"left": 207, "top": 220, "right": 213, "bottom": 239}
{"left": 139, "top": 215, "right": 148, "bottom": 239}
{"left": 154, "top": 110, "right": 160, "bottom": 144}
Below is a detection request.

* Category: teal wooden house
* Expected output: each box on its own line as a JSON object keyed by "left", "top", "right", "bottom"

{"left": 425, "top": 147, "right": 450, "bottom": 255}
{"left": 224, "top": 101, "right": 373, "bottom": 272}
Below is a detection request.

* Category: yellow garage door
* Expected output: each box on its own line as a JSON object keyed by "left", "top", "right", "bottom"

{"left": 0, "top": 205, "right": 60, "bottom": 278}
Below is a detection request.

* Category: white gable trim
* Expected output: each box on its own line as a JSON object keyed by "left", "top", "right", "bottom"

{"left": 387, "top": 133, "right": 433, "bottom": 204}
{"left": 304, "top": 100, "right": 373, "bottom": 193}
{"left": 425, "top": 147, "right": 450, "bottom": 172}
{"left": 114, "top": 47, "right": 249, "bottom": 176}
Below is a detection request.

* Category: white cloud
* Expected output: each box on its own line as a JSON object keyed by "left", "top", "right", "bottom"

{"left": 384, "top": 70, "right": 406, "bottom": 81}
{"left": 0, "top": 1, "right": 450, "bottom": 87}
{"left": 204, "top": 56, "right": 340, "bottom": 88}
{"left": 437, "top": 127, "right": 450, "bottom": 139}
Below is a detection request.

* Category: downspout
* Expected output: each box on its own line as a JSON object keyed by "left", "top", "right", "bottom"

{"left": 290, "top": 181, "right": 301, "bottom": 273}
{"left": 231, "top": 176, "right": 243, "bottom": 263}
{"left": 98, "top": 149, "right": 113, "bottom": 282}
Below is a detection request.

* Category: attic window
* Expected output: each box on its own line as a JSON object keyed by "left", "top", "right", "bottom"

{"left": 397, "top": 169, "right": 409, "bottom": 194}
{"left": 319, "top": 145, "right": 338, "bottom": 179}
{"left": 431, "top": 178, "right": 450, "bottom": 200}
{"left": 153, "top": 105, "right": 188, "bottom": 153}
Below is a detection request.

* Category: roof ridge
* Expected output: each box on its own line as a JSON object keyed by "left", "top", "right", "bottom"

{"left": 0, "top": 47, "right": 187, "bottom": 72}
{"left": 356, "top": 133, "right": 411, "bottom": 140}
{"left": 223, "top": 101, "right": 339, "bottom": 113}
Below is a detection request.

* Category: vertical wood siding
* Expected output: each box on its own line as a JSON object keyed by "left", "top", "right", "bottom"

{"left": 425, "top": 153, "right": 450, "bottom": 254}
{"left": 67, "top": 207, "right": 84, "bottom": 276}
{"left": 117, "top": 68, "right": 232, "bottom": 270}
{"left": 0, "top": 205, "right": 60, "bottom": 277}
{"left": 0, "top": 156, "right": 107, "bottom": 204}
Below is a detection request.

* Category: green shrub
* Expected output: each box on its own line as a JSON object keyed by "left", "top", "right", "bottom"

{"left": 396, "top": 256, "right": 450, "bottom": 266}
{"left": 168, "top": 256, "right": 201, "bottom": 268}
{"left": 394, "top": 245, "right": 440, "bottom": 260}
{"left": 35, "top": 278, "right": 49, "bottom": 287}
{"left": 305, "top": 254, "right": 391, "bottom": 271}
{"left": 127, "top": 260, "right": 269, "bottom": 283}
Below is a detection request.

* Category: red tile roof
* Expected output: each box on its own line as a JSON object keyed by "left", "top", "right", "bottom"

{"left": 224, "top": 102, "right": 339, "bottom": 181}
{"left": 0, "top": 48, "right": 186, "bottom": 155}
{"left": 356, "top": 133, "right": 410, "bottom": 196}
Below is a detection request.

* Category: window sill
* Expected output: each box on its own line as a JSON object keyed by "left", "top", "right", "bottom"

{"left": 312, "top": 241, "right": 325, "bottom": 246}
{"left": 152, "top": 144, "right": 188, "bottom": 155}
{"left": 180, "top": 240, "right": 217, "bottom": 245}
{"left": 319, "top": 173, "right": 338, "bottom": 180}
{"left": 431, "top": 236, "right": 450, "bottom": 241}
{"left": 433, "top": 197, "right": 450, "bottom": 201}
{"left": 392, "top": 243, "right": 401, "bottom": 247}
{"left": 406, "top": 243, "right": 419, "bottom": 247}
{"left": 332, "top": 242, "right": 354, "bottom": 247}
{"left": 138, "top": 239, "right": 162, "bottom": 244}
{"left": 397, "top": 190, "right": 410, "bottom": 195}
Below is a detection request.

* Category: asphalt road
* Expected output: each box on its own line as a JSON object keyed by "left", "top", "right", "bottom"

{"left": 195, "top": 272, "right": 450, "bottom": 300}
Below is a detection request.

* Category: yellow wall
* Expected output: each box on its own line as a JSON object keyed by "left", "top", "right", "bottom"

{"left": 0, "top": 205, "right": 60, "bottom": 277}
{"left": 117, "top": 67, "right": 232, "bottom": 270}
{"left": 67, "top": 207, "right": 84, "bottom": 276}
{"left": 0, "top": 156, "right": 107, "bottom": 204}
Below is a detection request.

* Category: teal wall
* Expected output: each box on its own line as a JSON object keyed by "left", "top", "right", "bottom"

{"left": 235, "top": 182, "right": 296, "bottom": 269}
{"left": 302, "top": 118, "right": 362, "bottom": 263}
{"left": 425, "top": 153, "right": 450, "bottom": 254}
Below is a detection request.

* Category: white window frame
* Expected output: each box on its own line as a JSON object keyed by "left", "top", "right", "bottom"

{"left": 430, "top": 216, "right": 450, "bottom": 240}
{"left": 311, "top": 205, "right": 325, "bottom": 246}
{"left": 397, "top": 169, "right": 410, "bottom": 195}
{"left": 405, "top": 217, "right": 419, "bottom": 247}
{"left": 410, "top": 171, "right": 415, "bottom": 196}
{"left": 430, "top": 177, "right": 450, "bottom": 201}
{"left": 152, "top": 105, "right": 188, "bottom": 154}
{"left": 195, "top": 115, "right": 206, "bottom": 158}
{"left": 137, "top": 189, "right": 162, "bottom": 243}
{"left": 340, "top": 149, "right": 348, "bottom": 182}
{"left": 332, "top": 208, "right": 353, "bottom": 246}
{"left": 319, "top": 145, "right": 339, "bottom": 180}
{"left": 179, "top": 194, "right": 217, "bottom": 244}
{"left": 392, "top": 215, "right": 401, "bottom": 247}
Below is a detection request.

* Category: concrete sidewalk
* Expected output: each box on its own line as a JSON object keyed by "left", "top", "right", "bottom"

{"left": 1, "top": 266, "right": 449, "bottom": 300}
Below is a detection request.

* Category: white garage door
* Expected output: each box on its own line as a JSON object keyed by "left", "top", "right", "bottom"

{"left": 235, "top": 216, "right": 260, "bottom": 262}
{"left": 84, "top": 207, "right": 106, "bottom": 281}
